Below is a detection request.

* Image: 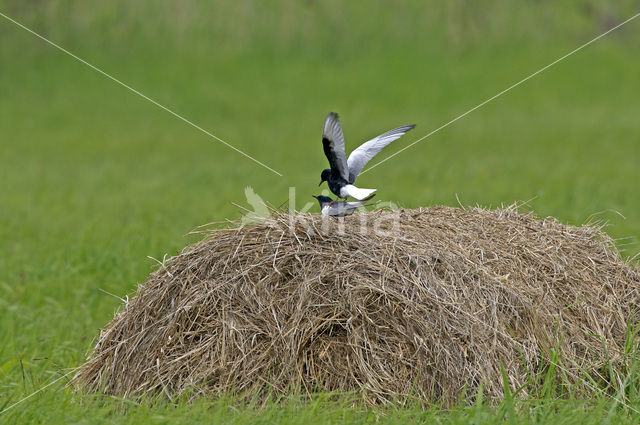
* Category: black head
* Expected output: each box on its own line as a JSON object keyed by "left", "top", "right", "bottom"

{"left": 312, "top": 195, "right": 333, "bottom": 207}
{"left": 319, "top": 169, "right": 331, "bottom": 186}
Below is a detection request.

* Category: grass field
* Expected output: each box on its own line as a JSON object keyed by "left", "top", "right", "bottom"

{"left": 1, "top": 1, "right": 640, "bottom": 423}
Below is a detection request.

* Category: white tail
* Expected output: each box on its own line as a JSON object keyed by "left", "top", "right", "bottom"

{"left": 340, "top": 184, "right": 376, "bottom": 200}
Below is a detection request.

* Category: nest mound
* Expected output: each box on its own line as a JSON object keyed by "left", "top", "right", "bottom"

{"left": 72, "top": 206, "right": 640, "bottom": 404}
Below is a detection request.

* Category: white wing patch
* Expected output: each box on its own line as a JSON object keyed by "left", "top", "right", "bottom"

{"left": 346, "top": 124, "right": 415, "bottom": 183}
{"left": 339, "top": 184, "right": 376, "bottom": 200}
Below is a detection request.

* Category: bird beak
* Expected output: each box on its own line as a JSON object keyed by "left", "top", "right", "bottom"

{"left": 318, "top": 181, "right": 323, "bottom": 186}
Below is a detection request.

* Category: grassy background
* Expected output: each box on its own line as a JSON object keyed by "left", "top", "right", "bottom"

{"left": 1, "top": 1, "right": 640, "bottom": 423}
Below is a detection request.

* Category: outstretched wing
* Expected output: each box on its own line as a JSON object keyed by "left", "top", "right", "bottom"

{"left": 344, "top": 200, "right": 366, "bottom": 209}
{"left": 322, "top": 113, "right": 349, "bottom": 181}
{"left": 345, "top": 192, "right": 376, "bottom": 209}
{"left": 346, "top": 124, "right": 415, "bottom": 183}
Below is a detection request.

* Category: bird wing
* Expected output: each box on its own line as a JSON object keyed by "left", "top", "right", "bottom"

{"left": 344, "top": 200, "right": 367, "bottom": 209}
{"left": 343, "top": 192, "right": 376, "bottom": 206}
{"left": 322, "top": 113, "right": 350, "bottom": 181}
{"left": 346, "top": 124, "right": 415, "bottom": 183}
{"left": 327, "top": 202, "right": 356, "bottom": 216}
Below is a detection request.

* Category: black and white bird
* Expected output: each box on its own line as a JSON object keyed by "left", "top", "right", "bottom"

{"left": 312, "top": 194, "right": 374, "bottom": 217}
{"left": 319, "top": 112, "right": 415, "bottom": 200}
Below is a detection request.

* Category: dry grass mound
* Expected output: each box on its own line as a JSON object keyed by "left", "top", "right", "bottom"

{"left": 72, "top": 206, "right": 640, "bottom": 404}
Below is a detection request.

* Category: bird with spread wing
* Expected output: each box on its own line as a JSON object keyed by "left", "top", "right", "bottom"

{"left": 318, "top": 112, "right": 415, "bottom": 201}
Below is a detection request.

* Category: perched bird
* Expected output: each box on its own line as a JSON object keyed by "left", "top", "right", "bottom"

{"left": 313, "top": 194, "right": 374, "bottom": 217}
{"left": 319, "top": 112, "right": 415, "bottom": 200}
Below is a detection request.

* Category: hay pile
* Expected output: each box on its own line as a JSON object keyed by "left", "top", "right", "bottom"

{"left": 72, "top": 206, "right": 640, "bottom": 404}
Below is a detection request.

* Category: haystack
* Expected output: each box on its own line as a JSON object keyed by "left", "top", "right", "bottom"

{"left": 72, "top": 206, "right": 640, "bottom": 404}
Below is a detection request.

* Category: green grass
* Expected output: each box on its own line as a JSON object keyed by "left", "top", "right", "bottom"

{"left": 3, "top": 392, "right": 640, "bottom": 425}
{"left": 1, "top": 1, "right": 640, "bottom": 423}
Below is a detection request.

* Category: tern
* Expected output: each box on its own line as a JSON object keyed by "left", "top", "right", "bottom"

{"left": 312, "top": 194, "right": 374, "bottom": 217}
{"left": 319, "top": 112, "right": 415, "bottom": 200}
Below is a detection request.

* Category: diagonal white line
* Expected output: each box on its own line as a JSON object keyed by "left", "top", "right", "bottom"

{"left": 361, "top": 11, "right": 640, "bottom": 175}
{"left": 0, "top": 11, "right": 283, "bottom": 177}
{"left": 2, "top": 9, "right": 638, "bottom": 418}
{"left": 0, "top": 370, "right": 75, "bottom": 415}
